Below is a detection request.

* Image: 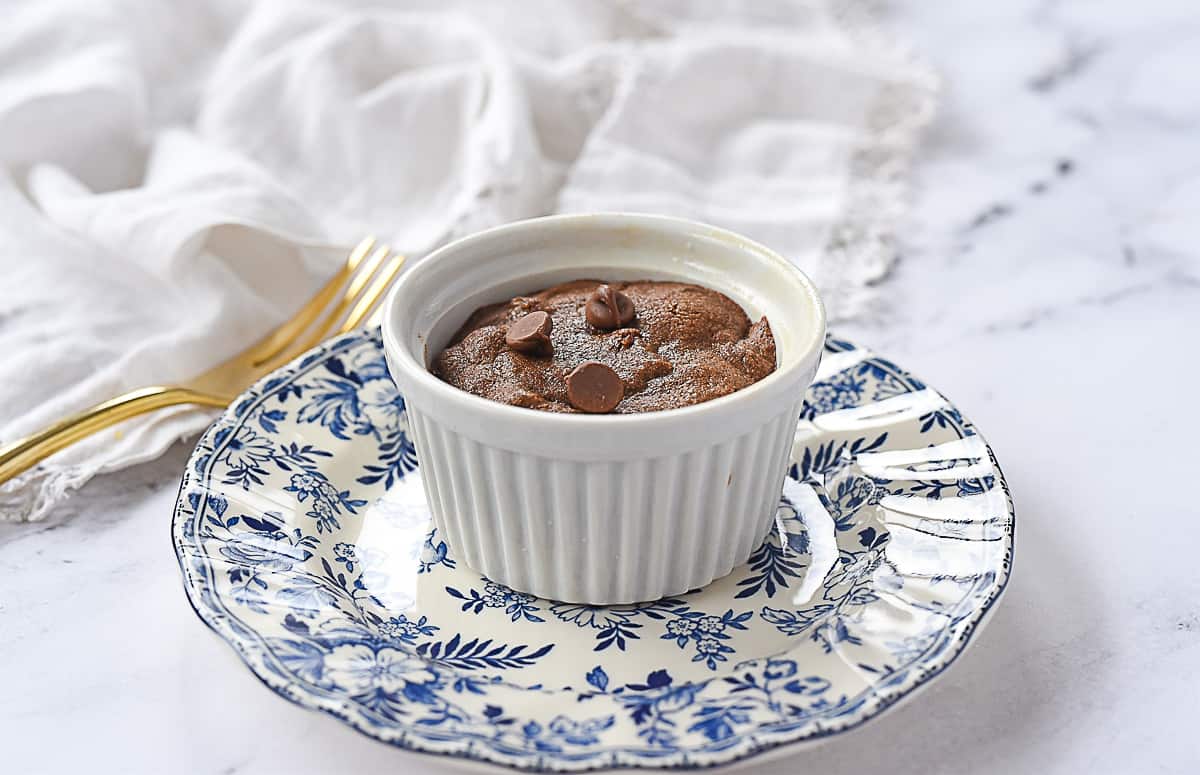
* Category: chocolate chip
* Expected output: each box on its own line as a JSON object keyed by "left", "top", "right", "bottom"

{"left": 585, "top": 284, "right": 635, "bottom": 330}
{"left": 505, "top": 311, "right": 553, "bottom": 355}
{"left": 566, "top": 361, "right": 624, "bottom": 413}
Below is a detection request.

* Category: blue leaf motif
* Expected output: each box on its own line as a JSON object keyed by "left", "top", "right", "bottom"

{"left": 296, "top": 378, "right": 364, "bottom": 440}
{"left": 761, "top": 605, "right": 832, "bottom": 637}
{"left": 763, "top": 659, "right": 798, "bottom": 681}
{"left": 586, "top": 666, "right": 609, "bottom": 692}
{"left": 258, "top": 408, "right": 287, "bottom": 434}
{"left": 653, "top": 684, "right": 700, "bottom": 714}
{"left": 277, "top": 579, "right": 339, "bottom": 616}
{"left": 357, "top": 428, "right": 418, "bottom": 488}
{"left": 784, "top": 676, "right": 832, "bottom": 696}
{"left": 325, "top": 356, "right": 363, "bottom": 386}
{"left": 241, "top": 513, "right": 282, "bottom": 533}
{"left": 687, "top": 703, "right": 753, "bottom": 741}
{"left": 403, "top": 682, "right": 439, "bottom": 705}
{"left": 735, "top": 531, "right": 806, "bottom": 599}
{"left": 270, "top": 637, "right": 327, "bottom": 684}
{"left": 646, "top": 669, "right": 672, "bottom": 689}
{"left": 415, "top": 636, "right": 554, "bottom": 670}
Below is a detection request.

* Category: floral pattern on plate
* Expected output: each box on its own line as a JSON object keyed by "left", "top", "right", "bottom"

{"left": 173, "top": 330, "right": 1014, "bottom": 771}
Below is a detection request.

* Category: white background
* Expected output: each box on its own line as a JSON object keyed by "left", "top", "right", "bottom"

{"left": 3, "top": 1, "right": 1199, "bottom": 773}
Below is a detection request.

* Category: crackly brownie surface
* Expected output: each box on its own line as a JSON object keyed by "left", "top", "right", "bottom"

{"left": 430, "top": 279, "right": 776, "bottom": 414}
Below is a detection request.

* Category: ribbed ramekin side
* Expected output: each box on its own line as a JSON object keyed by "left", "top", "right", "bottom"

{"left": 651, "top": 408, "right": 802, "bottom": 599}
{"left": 483, "top": 443, "right": 530, "bottom": 592}
{"left": 703, "top": 431, "right": 748, "bottom": 581}
{"left": 614, "top": 458, "right": 649, "bottom": 603}
{"left": 406, "top": 407, "right": 801, "bottom": 605}
{"left": 406, "top": 409, "right": 454, "bottom": 556}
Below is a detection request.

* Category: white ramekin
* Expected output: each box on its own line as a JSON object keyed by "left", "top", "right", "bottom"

{"left": 382, "top": 214, "right": 825, "bottom": 604}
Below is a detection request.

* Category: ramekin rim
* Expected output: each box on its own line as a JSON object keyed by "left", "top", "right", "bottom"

{"left": 381, "top": 212, "right": 826, "bottom": 428}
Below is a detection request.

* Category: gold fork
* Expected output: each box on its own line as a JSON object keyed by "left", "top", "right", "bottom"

{"left": 0, "top": 237, "right": 405, "bottom": 486}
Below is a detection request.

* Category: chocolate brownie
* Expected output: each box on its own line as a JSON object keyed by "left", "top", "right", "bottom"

{"left": 431, "top": 280, "right": 776, "bottom": 414}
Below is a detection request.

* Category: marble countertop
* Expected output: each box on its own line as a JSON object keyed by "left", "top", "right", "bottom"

{"left": 3, "top": 1, "right": 1199, "bottom": 773}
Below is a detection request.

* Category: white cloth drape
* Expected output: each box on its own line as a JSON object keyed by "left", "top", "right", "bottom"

{"left": 0, "top": 0, "right": 935, "bottom": 522}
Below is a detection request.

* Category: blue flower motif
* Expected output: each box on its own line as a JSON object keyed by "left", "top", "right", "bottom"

{"left": 359, "top": 379, "right": 405, "bottom": 428}
{"left": 692, "top": 637, "right": 734, "bottom": 669}
{"left": 347, "top": 349, "right": 392, "bottom": 382}
{"left": 283, "top": 470, "right": 365, "bottom": 534}
{"left": 482, "top": 582, "right": 509, "bottom": 608}
{"left": 308, "top": 499, "right": 338, "bottom": 533}
{"left": 446, "top": 582, "right": 545, "bottom": 623}
{"left": 551, "top": 604, "right": 612, "bottom": 630}
{"left": 317, "top": 479, "right": 340, "bottom": 502}
{"left": 296, "top": 377, "right": 364, "bottom": 441}
{"left": 806, "top": 382, "right": 839, "bottom": 413}
{"left": 825, "top": 551, "right": 882, "bottom": 604}
{"left": 696, "top": 615, "right": 724, "bottom": 634}
{"left": 823, "top": 474, "right": 878, "bottom": 531}
{"left": 325, "top": 644, "right": 437, "bottom": 695}
{"left": 666, "top": 619, "right": 696, "bottom": 637}
{"left": 378, "top": 615, "right": 439, "bottom": 644}
{"left": 289, "top": 472, "right": 321, "bottom": 499}
{"left": 834, "top": 373, "right": 865, "bottom": 402}
{"left": 219, "top": 532, "right": 310, "bottom": 572}
{"left": 219, "top": 426, "right": 274, "bottom": 471}
{"left": 333, "top": 542, "right": 358, "bottom": 572}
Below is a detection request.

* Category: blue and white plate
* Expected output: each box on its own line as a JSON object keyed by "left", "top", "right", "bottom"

{"left": 173, "top": 330, "right": 1014, "bottom": 772}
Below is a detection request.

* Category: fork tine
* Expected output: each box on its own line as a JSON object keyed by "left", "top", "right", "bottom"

{"left": 364, "top": 299, "right": 388, "bottom": 331}
{"left": 3, "top": 233, "right": 395, "bottom": 482}
{"left": 362, "top": 303, "right": 386, "bottom": 331}
{"left": 288, "top": 244, "right": 392, "bottom": 356}
{"left": 248, "top": 236, "right": 376, "bottom": 366}
{"left": 338, "top": 253, "right": 406, "bottom": 333}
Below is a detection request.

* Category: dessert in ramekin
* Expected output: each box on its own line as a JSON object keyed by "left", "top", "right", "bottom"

{"left": 382, "top": 213, "right": 825, "bottom": 604}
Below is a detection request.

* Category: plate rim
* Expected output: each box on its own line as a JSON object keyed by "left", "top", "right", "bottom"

{"left": 172, "top": 329, "right": 1015, "bottom": 772}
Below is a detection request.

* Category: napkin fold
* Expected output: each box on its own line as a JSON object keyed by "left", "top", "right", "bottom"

{"left": 0, "top": 0, "right": 935, "bottom": 522}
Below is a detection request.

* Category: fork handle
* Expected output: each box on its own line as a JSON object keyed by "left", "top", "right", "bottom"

{"left": 0, "top": 386, "right": 228, "bottom": 486}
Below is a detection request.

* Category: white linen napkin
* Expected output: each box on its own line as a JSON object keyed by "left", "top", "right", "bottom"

{"left": 0, "top": 0, "right": 935, "bottom": 522}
